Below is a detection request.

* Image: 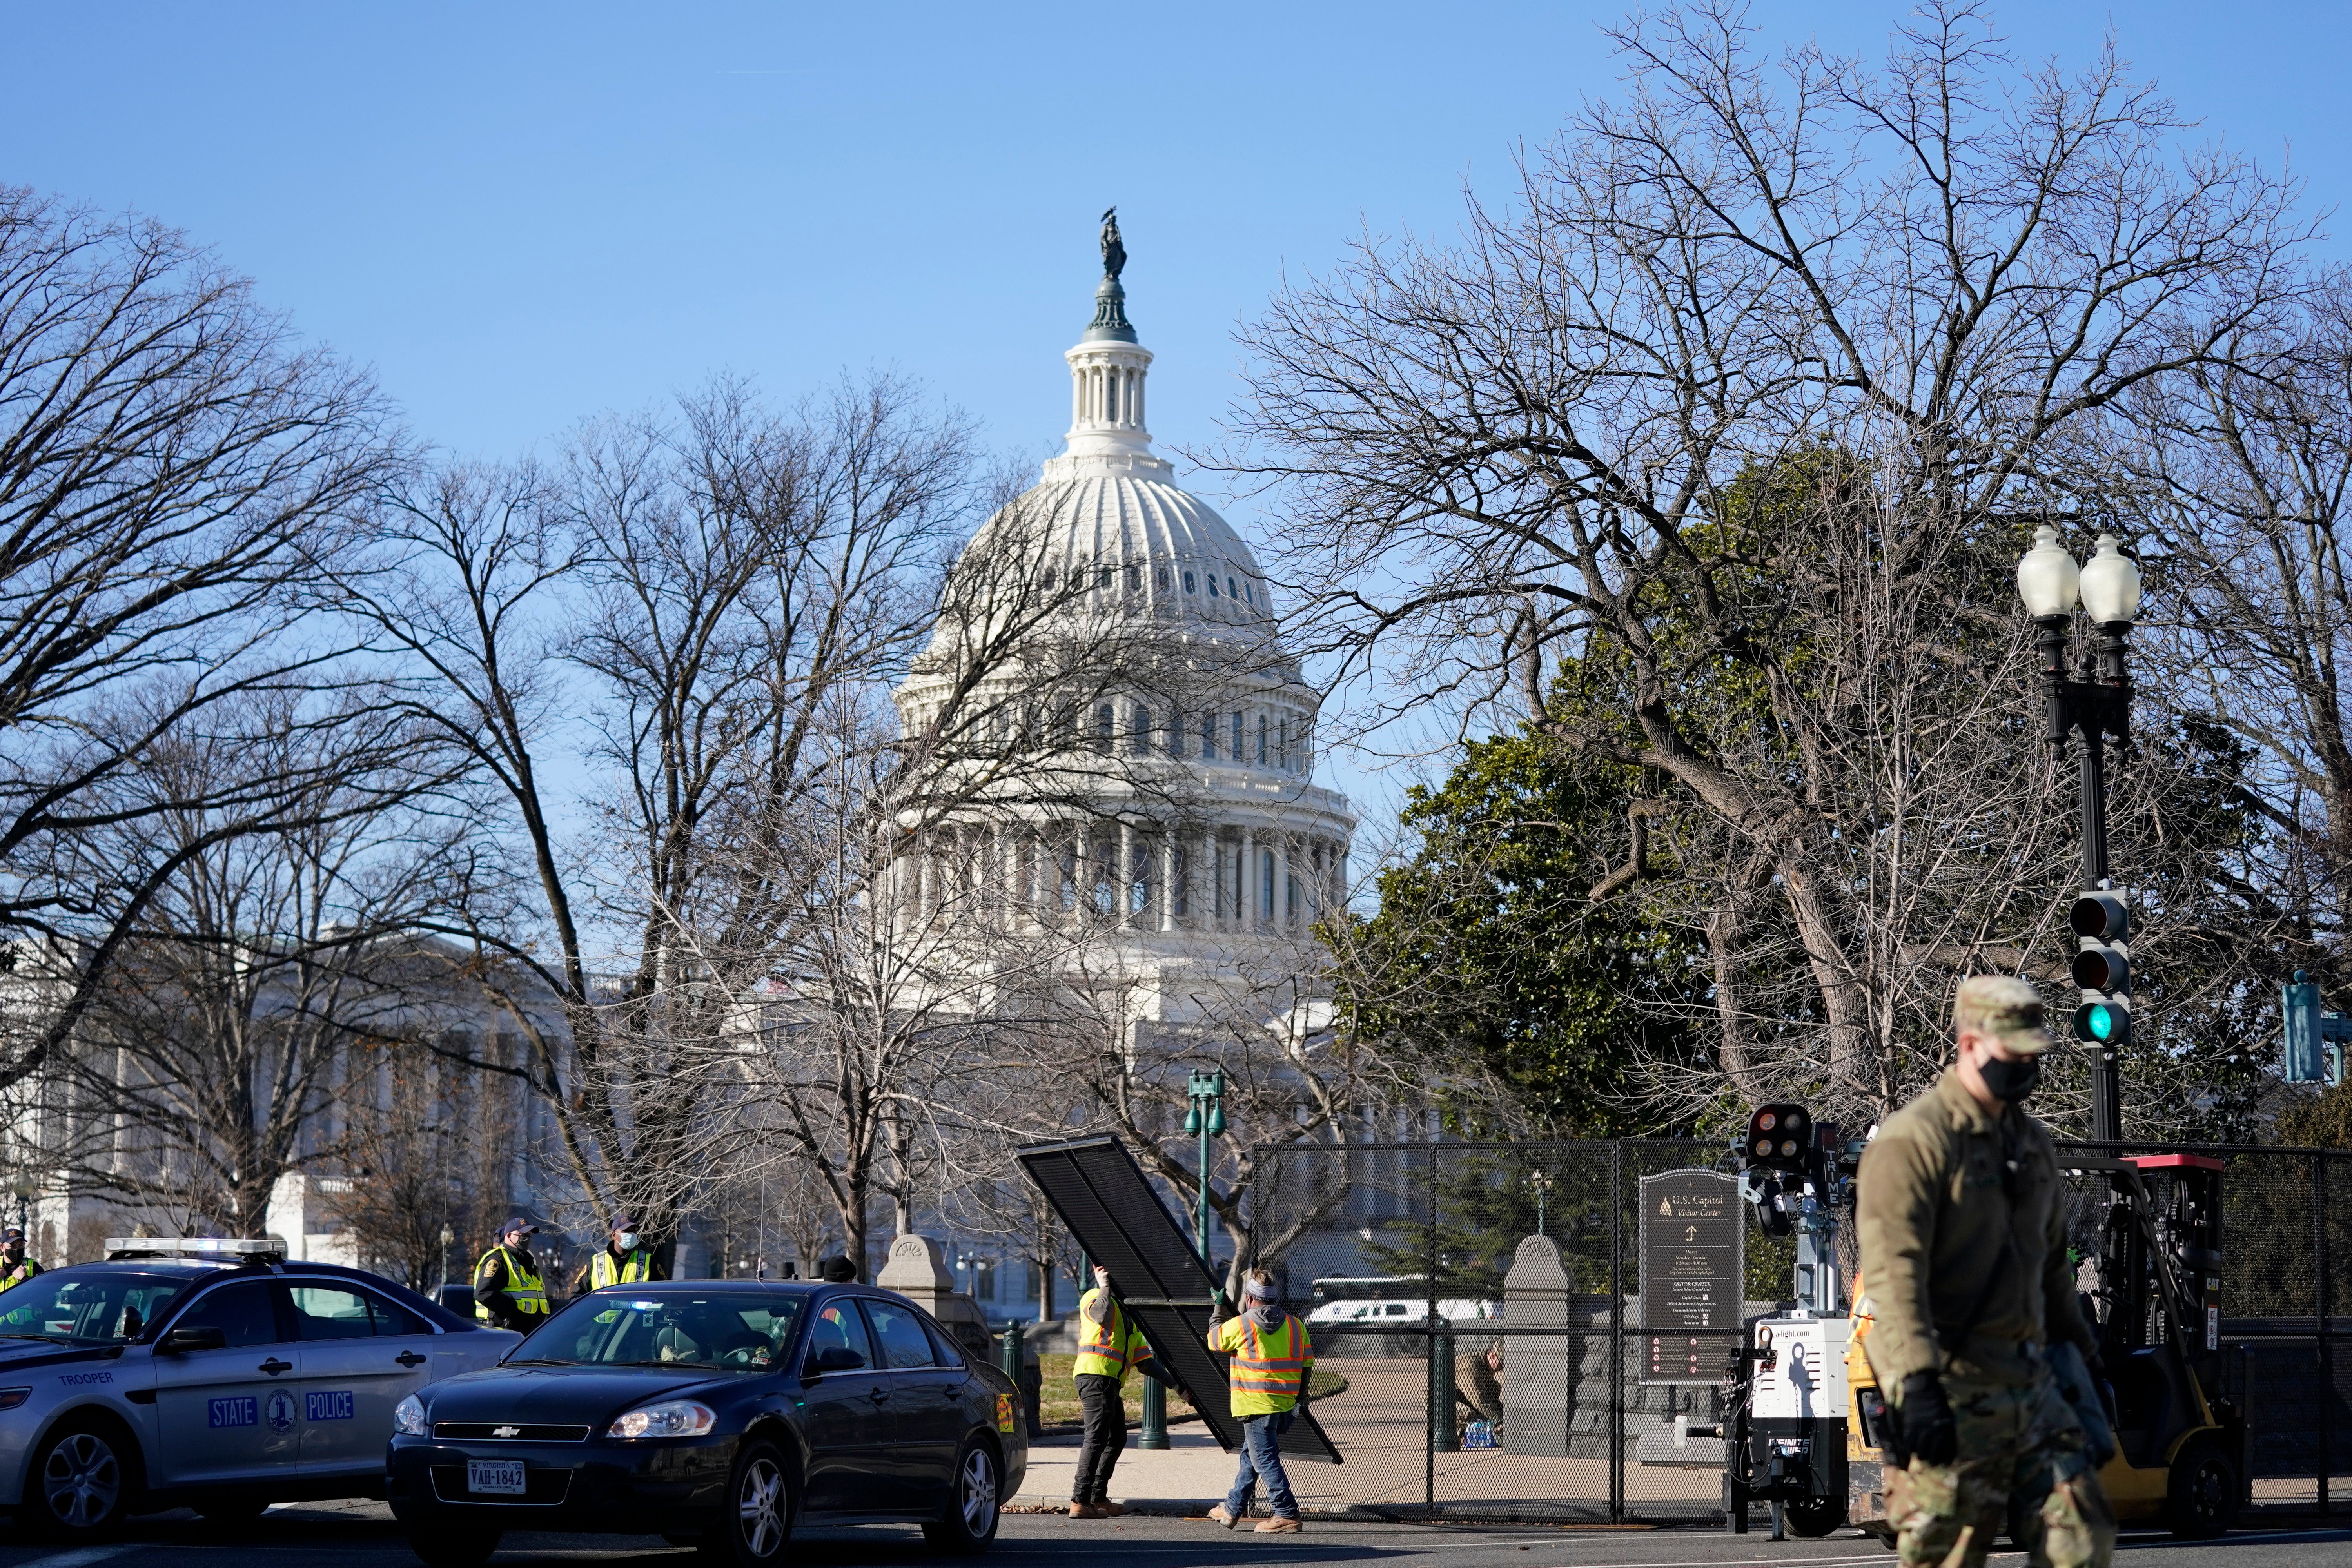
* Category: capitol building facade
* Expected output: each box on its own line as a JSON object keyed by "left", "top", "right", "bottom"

{"left": 889, "top": 229, "right": 1354, "bottom": 1029}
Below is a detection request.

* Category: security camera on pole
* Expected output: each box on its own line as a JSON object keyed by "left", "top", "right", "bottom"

{"left": 2015, "top": 525, "right": 2144, "bottom": 1142}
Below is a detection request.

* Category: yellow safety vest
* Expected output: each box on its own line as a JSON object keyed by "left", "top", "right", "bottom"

{"left": 1212, "top": 1313, "right": 1312, "bottom": 1416}
{"left": 0, "top": 1258, "right": 42, "bottom": 1294}
{"left": 475, "top": 1245, "right": 548, "bottom": 1320}
{"left": 1073, "top": 1288, "right": 1152, "bottom": 1381}
{"left": 590, "top": 1249, "right": 653, "bottom": 1289}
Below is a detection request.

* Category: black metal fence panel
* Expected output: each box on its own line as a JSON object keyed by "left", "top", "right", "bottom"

{"left": 1018, "top": 1136, "right": 1341, "bottom": 1462}
{"left": 1243, "top": 1138, "right": 2352, "bottom": 1522}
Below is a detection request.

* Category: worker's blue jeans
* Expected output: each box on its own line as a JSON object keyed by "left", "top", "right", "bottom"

{"left": 1225, "top": 1410, "right": 1298, "bottom": 1519}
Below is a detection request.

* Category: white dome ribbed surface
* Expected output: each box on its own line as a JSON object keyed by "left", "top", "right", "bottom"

{"left": 927, "top": 459, "right": 1283, "bottom": 660}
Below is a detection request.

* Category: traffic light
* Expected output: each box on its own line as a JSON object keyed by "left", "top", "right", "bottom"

{"left": 1742, "top": 1103, "right": 1812, "bottom": 1173}
{"left": 2068, "top": 891, "right": 2131, "bottom": 1049}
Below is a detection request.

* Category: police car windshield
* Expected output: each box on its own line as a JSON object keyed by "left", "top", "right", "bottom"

{"left": 0, "top": 1271, "right": 185, "bottom": 1345}
{"left": 515, "top": 1291, "right": 804, "bottom": 1371}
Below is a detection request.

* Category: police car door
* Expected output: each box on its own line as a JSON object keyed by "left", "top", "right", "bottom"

{"left": 285, "top": 1282, "right": 436, "bottom": 1476}
{"left": 152, "top": 1279, "right": 300, "bottom": 1485}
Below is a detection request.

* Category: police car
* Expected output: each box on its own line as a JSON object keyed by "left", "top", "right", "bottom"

{"left": 0, "top": 1238, "right": 518, "bottom": 1539}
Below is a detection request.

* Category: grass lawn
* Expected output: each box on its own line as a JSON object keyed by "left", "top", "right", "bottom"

{"left": 1034, "top": 1352, "right": 1349, "bottom": 1427}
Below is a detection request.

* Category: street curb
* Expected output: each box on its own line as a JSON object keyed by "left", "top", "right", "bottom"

{"left": 1005, "top": 1497, "right": 1653, "bottom": 1524}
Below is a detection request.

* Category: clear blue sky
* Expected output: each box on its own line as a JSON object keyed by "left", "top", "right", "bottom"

{"left": 7, "top": 1, "right": 2347, "bottom": 839}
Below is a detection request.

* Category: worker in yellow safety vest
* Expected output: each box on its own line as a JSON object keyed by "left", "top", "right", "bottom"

{"left": 573, "top": 1215, "right": 669, "bottom": 1294}
{"left": 0, "top": 1227, "right": 43, "bottom": 1293}
{"left": 1067, "top": 1263, "right": 1175, "bottom": 1519}
{"left": 474, "top": 1217, "right": 550, "bottom": 1331}
{"left": 1205, "top": 1268, "right": 1313, "bottom": 1534}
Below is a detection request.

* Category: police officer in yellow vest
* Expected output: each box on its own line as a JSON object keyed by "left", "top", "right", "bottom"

{"left": 0, "top": 1228, "right": 41, "bottom": 1294}
{"left": 1069, "top": 1263, "right": 1175, "bottom": 1518}
{"left": 474, "top": 1216, "right": 550, "bottom": 1332}
{"left": 572, "top": 1215, "right": 669, "bottom": 1294}
{"left": 1206, "top": 1268, "right": 1313, "bottom": 1534}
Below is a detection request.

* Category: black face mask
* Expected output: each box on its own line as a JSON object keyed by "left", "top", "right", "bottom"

{"left": 1978, "top": 1054, "right": 2040, "bottom": 1103}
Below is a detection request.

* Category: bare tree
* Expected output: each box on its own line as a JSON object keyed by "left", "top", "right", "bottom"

{"left": 0, "top": 187, "right": 408, "bottom": 1093}
{"left": 1048, "top": 922, "right": 1414, "bottom": 1298}
{"left": 339, "top": 376, "right": 987, "bottom": 1243}
{"left": 2119, "top": 277, "right": 2352, "bottom": 976}
{"left": 1224, "top": 4, "right": 2305, "bottom": 1123}
{"left": 331, "top": 1035, "right": 524, "bottom": 1288}
{"left": 36, "top": 695, "right": 464, "bottom": 1236}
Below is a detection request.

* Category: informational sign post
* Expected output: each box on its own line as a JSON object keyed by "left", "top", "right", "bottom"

{"left": 1637, "top": 1167, "right": 1743, "bottom": 1385}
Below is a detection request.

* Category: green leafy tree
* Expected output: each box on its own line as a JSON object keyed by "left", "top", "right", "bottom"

{"left": 1329, "top": 722, "right": 1709, "bottom": 1135}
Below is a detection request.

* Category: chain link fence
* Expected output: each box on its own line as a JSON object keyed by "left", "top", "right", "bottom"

{"left": 1241, "top": 1139, "right": 2352, "bottom": 1523}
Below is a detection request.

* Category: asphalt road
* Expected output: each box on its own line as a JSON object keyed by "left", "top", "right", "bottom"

{"left": 0, "top": 1505, "right": 2345, "bottom": 1568}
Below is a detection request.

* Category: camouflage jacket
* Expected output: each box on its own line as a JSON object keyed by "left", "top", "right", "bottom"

{"left": 1856, "top": 1071, "right": 2093, "bottom": 1388}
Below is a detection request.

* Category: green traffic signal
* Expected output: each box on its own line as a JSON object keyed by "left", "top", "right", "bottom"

{"left": 2072, "top": 1000, "right": 2129, "bottom": 1047}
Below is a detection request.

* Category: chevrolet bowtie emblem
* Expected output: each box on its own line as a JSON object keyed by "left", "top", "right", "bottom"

{"left": 493, "top": 1426, "right": 521, "bottom": 1438}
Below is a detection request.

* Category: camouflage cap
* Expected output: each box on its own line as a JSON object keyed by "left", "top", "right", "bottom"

{"left": 1953, "top": 975, "right": 2054, "bottom": 1055}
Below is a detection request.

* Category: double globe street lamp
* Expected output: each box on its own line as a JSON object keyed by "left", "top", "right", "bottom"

{"left": 2015, "top": 524, "right": 2144, "bottom": 1143}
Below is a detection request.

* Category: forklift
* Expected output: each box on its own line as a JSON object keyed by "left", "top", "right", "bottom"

{"left": 1702, "top": 1105, "right": 2244, "bottom": 1541}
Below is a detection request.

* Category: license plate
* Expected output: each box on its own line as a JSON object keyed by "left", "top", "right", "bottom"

{"left": 466, "top": 1459, "right": 527, "bottom": 1495}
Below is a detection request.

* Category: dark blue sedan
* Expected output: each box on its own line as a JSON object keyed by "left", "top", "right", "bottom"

{"left": 385, "top": 1280, "right": 1024, "bottom": 1567}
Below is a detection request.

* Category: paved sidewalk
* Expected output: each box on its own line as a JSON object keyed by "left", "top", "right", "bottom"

{"left": 1015, "top": 1428, "right": 1237, "bottom": 1513}
{"left": 1014, "top": 1356, "right": 1727, "bottom": 1521}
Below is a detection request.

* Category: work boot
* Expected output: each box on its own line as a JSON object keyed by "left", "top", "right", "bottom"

{"left": 1068, "top": 1501, "right": 1105, "bottom": 1519}
{"left": 1096, "top": 1501, "right": 1130, "bottom": 1518}
{"left": 1207, "top": 1504, "right": 1242, "bottom": 1529}
{"left": 1255, "top": 1516, "right": 1303, "bottom": 1534}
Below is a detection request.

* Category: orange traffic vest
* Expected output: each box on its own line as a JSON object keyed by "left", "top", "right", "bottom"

{"left": 1229, "top": 1314, "right": 1310, "bottom": 1401}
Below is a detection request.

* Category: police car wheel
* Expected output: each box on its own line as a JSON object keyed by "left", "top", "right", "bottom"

{"left": 405, "top": 1525, "right": 503, "bottom": 1567}
{"left": 922, "top": 1437, "right": 1001, "bottom": 1554}
{"left": 24, "top": 1421, "right": 132, "bottom": 1538}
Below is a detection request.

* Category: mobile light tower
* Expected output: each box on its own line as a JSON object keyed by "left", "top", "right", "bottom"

{"left": 2016, "top": 524, "right": 2144, "bottom": 1142}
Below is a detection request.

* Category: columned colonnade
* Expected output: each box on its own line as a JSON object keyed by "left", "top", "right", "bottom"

{"left": 897, "top": 817, "right": 1347, "bottom": 934}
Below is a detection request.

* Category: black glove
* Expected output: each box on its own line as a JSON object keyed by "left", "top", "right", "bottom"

{"left": 1896, "top": 1371, "right": 1958, "bottom": 1467}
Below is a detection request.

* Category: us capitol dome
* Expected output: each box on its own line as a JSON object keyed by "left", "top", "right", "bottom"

{"left": 890, "top": 213, "right": 1354, "bottom": 1025}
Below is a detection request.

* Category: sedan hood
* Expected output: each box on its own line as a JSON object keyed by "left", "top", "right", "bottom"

{"left": 424, "top": 1363, "right": 732, "bottom": 1426}
{"left": 0, "top": 1339, "right": 122, "bottom": 1372}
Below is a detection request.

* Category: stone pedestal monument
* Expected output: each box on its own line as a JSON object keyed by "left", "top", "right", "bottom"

{"left": 877, "top": 1234, "right": 992, "bottom": 1356}
{"left": 1500, "top": 1233, "right": 1580, "bottom": 1456}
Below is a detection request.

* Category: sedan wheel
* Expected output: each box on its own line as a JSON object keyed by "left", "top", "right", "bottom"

{"left": 33, "top": 1426, "right": 127, "bottom": 1537}
{"left": 924, "top": 1439, "right": 1001, "bottom": 1555}
{"left": 705, "top": 1439, "right": 792, "bottom": 1566}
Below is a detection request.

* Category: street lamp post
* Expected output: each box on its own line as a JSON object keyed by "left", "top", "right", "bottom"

{"left": 1182, "top": 1069, "right": 1227, "bottom": 1261}
{"left": 1141, "top": 1069, "right": 1227, "bottom": 1453}
{"left": 2016, "top": 524, "right": 2143, "bottom": 1142}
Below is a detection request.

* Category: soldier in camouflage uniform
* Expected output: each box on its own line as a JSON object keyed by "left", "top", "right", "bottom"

{"left": 1856, "top": 976, "right": 2116, "bottom": 1568}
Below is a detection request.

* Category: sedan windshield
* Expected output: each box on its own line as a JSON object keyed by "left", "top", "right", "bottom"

{"left": 516, "top": 1291, "right": 804, "bottom": 1371}
{"left": 0, "top": 1270, "right": 185, "bottom": 1345}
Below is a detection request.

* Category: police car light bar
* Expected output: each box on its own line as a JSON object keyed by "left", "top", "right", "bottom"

{"left": 103, "top": 1236, "right": 288, "bottom": 1263}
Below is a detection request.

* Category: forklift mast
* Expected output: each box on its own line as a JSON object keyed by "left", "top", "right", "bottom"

{"left": 2095, "top": 1154, "right": 2224, "bottom": 1367}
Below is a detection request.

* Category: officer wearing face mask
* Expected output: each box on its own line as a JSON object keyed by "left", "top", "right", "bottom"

{"left": 1856, "top": 976, "right": 2115, "bottom": 1568}
{"left": 573, "top": 1216, "right": 669, "bottom": 1294}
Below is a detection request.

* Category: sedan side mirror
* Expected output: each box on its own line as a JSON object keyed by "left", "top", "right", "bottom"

{"left": 159, "top": 1325, "right": 227, "bottom": 1354}
{"left": 806, "top": 1345, "right": 864, "bottom": 1376}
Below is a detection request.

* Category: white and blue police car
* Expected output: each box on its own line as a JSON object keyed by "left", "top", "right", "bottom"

{"left": 0, "top": 1238, "right": 517, "bottom": 1540}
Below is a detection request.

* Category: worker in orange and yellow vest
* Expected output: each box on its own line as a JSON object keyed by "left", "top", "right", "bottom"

{"left": 1205, "top": 1267, "right": 1313, "bottom": 1534}
{"left": 1068, "top": 1263, "right": 1176, "bottom": 1518}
